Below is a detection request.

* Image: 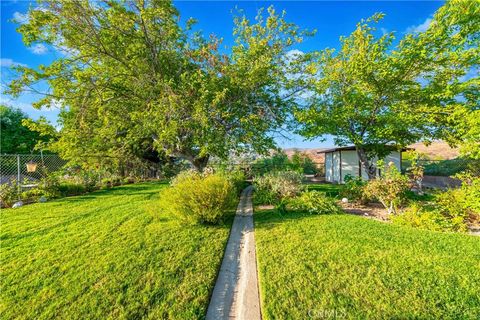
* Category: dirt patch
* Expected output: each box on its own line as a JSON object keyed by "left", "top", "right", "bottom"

{"left": 339, "top": 202, "right": 390, "bottom": 222}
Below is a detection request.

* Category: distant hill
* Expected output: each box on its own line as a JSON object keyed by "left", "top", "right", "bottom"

{"left": 283, "top": 148, "right": 327, "bottom": 164}
{"left": 281, "top": 140, "right": 459, "bottom": 163}
{"left": 408, "top": 141, "right": 459, "bottom": 160}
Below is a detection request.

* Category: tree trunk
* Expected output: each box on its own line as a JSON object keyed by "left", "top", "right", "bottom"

{"left": 191, "top": 154, "right": 210, "bottom": 172}
{"left": 356, "top": 147, "right": 377, "bottom": 180}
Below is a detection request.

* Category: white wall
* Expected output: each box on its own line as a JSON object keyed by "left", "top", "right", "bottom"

{"left": 340, "top": 150, "right": 359, "bottom": 183}
{"left": 332, "top": 151, "right": 340, "bottom": 183}
{"left": 385, "top": 151, "right": 401, "bottom": 172}
{"left": 325, "top": 153, "right": 333, "bottom": 182}
{"left": 325, "top": 150, "right": 402, "bottom": 183}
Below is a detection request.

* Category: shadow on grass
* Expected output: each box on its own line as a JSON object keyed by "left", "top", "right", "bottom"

{"left": 254, "top": 208, "right": 340, "bottom": 231}
{"left": 59, "top": 181, "right": 169, "bottom": 203}
{"left": 304, "top": 183, "right": 342, "bottom": 198}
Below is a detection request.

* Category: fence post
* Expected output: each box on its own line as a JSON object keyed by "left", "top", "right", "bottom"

{"left": 17, "top": 155, "right": 21, "bottom": 200}
{"left": 17, "top": 155, "right": 21, "bottom": 182}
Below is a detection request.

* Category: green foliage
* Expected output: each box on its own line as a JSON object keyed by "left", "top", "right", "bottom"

{"left": 253, "top": 171, "right": 304, "bottom": 206}
{"left": 159, "top": 171, "right": 236, "bottom": 224}
{"left": 364, "top": 161, "right": 410, "bottom": 214}
{"left": 290, "top": 151, "right": 318, "bottom": 174}
{"left": 394, "top": 174, "right": 480, "bottom": 232}
{"left": 57, "top": 183, "right": 87, "bottom": 197}
{"left": 295, "top": 1, "right": 479, "bottom": 178}
{"left": 7, "top": 2, "right": 312, "bottom": 170}
{"left": 1, "top": 182, "right": 231, "bottom": 319}
{"left": 0, "top": 105, "right": 55, "bottom": 154}
{"left": 252, "top": 151, "right": 318, "bottom": 176}
{"left": 0, "top": 181, "right": 19, "bottom": 208}
{"left": 340, "top": 174, "right": 369, "bottom": 204}
{"left": 423, "top": 158, "right": 479, "bottom": 176}
{"left": 289, "top": 191, "right": 342, "bottom": 214}
{"left": 36, "top": 174, "right": 61, "bottom": 199}
{"left": 217, "top": 168, "right": 247, "bottom": 195}
{"left": 392, "top": 204, "right": 468, "bottom": 233}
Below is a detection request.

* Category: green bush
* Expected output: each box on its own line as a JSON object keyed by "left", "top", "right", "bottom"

{"left": 392, "top": 204, "right": 468, "bottom": 232}
{"left": 216, "top": 168, "right": 247, "bottom": 194}
{"left": 340, "top": 174, "right": 369, "bottom": 204}
{"left": 289, "top": 191, "right": 342, "bottom": 215}
{"left": 364, "top": 161, "right": 410, "bottom": 215}
{"left": 0, "top": 181, "right": 19, "bottom": 208}
{"left": 253, "top": 171, "right": 304, "bottom": 206}
{"left": 58, "top": 183, "right": 87, "bottom": 196}
{"left": 36, "top": 175, "right": 61, "bottom": 199}
{"left": 393, "top": 174, "right": 479, "bottom": 232}
{"left": 21, "top": 187, "right": 44, "bottom": 203}
{"left": 159, "top": 171, "right": 236, "bottom": 224}
{"left": 251, "top": 151, "right": 319, "bottom": 176}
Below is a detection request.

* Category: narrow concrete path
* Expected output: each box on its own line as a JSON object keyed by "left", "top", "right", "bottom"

{"left": 206, "top": 186, "right": 262, "bottom": 320}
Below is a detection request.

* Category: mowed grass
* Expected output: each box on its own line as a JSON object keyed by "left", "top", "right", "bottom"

{"left": 305, "top": 183, "right": 342, "bottom": 198}
{"left": 1, "top": 182, "right": 233, "bottom": 319}
{"left": 255, "top": 210, "right": 480, "bottom": 319}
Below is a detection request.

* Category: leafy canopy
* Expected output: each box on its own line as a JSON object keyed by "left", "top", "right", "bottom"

{"left": 295, "top": 0, "right": 479, "bottom": 176}
{"left": 7, "top": 0, "right": 313, "bottom": 170}
{"left": 0, "top": 105, "right": 55, "bottom": 154}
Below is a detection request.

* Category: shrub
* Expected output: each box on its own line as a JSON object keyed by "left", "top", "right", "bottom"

{"left": 392, "top": 204, "right": 468, "bottom": 233}
{"left": 58, "top": 183, "right": 87, "bottom": 196}
{"left": 216, "top": 168, "right": 247, "bottom": 194}
{"left": 21, "top": 188, "right": 44, "bottom": 203}
{"left": 393, "top": 174, "right": 479, "bottom": 232}
{"left": 340, "top": 174, "right": 369, "bottom": 204}
{"left": 0, "top": 181, "right": 19, "bottom": 208}
{"left": 289, "top": 191, "right": 342, "bottom": 215}
{"left": 36, "top": 175, "right": 61, "bottom": 199}
{"left": 253, "top": 171, "right": 304, "bottom": 206}
{"left": 364, "top": 161, "right": 410, "bottom": 215}
{"left": 159, "top": 171, "right": 236, "bottom": 224}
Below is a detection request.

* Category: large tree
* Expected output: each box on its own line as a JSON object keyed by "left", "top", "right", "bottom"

{"left": 7, "top": 0, "right": 311, "bottom": 170}
{"left": 295, "top": 0, "right": 479, "bottom": 178}
{"left": 0, "top": 105, "right": 55, "bottom": 154}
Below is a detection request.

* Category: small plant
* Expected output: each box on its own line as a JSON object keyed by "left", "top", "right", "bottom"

{"left": 406, "top": 151, "right": 424, "bottom": 193}
{"left": 364, "top": 161, "right": 410, "bottom": 215}
{"left": 340, "top": 174, "right": 369, "bottom": 204}
{"left": 37, "top": 174, "right": 61, "bottom": 199}
{"left": 0, "top": 180, "right": 20, "bottom": 208}
{"left": 159, "top": 171, "right": 236, "bottom": 224}
{"left": 289, "top": 191, "right": 342, "bottom": 215}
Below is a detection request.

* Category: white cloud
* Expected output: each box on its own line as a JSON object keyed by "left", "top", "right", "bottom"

{"left": 29, "top": 43, "right": 48, "bottom": 55}
{"left": 0, "top": 58, "right": 27, "bottom": 68}
{"left": 12, "top": 11, "right": 29, "bottom": 24}
{"left": 285, "top": 49, "right": 304, "bottom": 59}
{"left": 405, "top": 17, "right": 432, "bottom": 34}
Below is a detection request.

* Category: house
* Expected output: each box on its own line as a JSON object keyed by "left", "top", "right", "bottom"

{"left": 318, "top": 146, "right": 408, "bottom": 183}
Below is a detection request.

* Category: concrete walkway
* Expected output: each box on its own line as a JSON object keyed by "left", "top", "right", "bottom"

{"left": 206, "top": 186, "right": 262, "bottom": 320}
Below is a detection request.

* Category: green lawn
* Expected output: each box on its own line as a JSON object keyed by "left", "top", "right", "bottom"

{"left": 255, "top": 210, "right": 480, "bottom": 319}
{"left": 305, "top": 183, "right": 342, "bottom": 198}
{"left": 1, "top": 182, "right": 232, "bottom": 319}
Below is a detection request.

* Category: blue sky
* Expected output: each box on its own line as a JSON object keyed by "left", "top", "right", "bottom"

{"left": 1, "top": 0, "right": 445, "bottom": 148}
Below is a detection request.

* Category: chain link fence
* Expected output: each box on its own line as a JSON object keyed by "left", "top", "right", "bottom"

{"left": 0, "top": 154, "right": 67, "bottom": 186}
{"left": 402, "top": 158, "right": 480, "bottom": 177}
{"left": 0, "top": 154, "right": 165, "bottom": 187}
